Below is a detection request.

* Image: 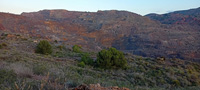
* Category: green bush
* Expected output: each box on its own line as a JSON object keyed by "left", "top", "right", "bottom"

{"left": 96, "top": 47, "right": 127, "bottom": 69}
{"left": 78, "top": 61, "right": 85, "bottom": 68}
{"left": 72, "top": 45, "right": 82, "bottom": 53}
{"left": 35, "top": 40, "right": 53, "bottom": 55}
{"left": 81, "top": 53, "right": 94, "bottom": 66}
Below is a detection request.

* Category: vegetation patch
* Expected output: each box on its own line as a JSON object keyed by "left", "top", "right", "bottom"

{"left": 0, "top": 69, "right": 17, "bottom": 84}
{"left": 96, "top": 47, "right": 127, "bottom": 69}
{"left": 35, "top": 40, "right": 53, "bottom": 55}
{"left": 33, "top": 64, "right": 48, "bottom": 75}
{"left": 72, "top": 45, "right": 82, "bottom": 53}
{"left": 0, "top": 32, "right": 200, "bottom": 90}
{"left": 80, "top": 53, "right": 94, "bottom": 66}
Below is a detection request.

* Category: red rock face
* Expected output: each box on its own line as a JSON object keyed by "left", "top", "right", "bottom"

{"left": 0, "top": 8, "right": 200, "bottom": 62}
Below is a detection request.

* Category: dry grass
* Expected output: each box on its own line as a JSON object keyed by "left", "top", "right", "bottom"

{"left": 0, "top": 32, "right": 200, "bottom": 90}
{"left": 9, "top": 63, "right": 34, "bottom": 78}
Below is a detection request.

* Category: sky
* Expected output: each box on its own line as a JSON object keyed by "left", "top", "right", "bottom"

{"left": 0, "top": 0, "right": 200, "bottom": 15}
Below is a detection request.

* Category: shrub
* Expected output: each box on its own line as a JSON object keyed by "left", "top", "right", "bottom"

{"left": 54, "top": 40, "right": 58, "bottom": 43}
{"left": 172, "top": 80, "right": 180, "bottom": 86}
{"left": 57, "top": 45, "right": 64, "bottom": 51}
{"left": 72, "top": 45, "right": 82, "bottom": 53}
{"left": 0, "top": 44, "right": 2, "bottom": 49}
{"left": 10, "top": 63, "right": 33, "bottom": 78}
{"left": 78, "top": 61, "right": 85, "bottom": 68}
{"left": 33, "top": 65, "right": 48, "bottom": 75}
{"left": 96, "top": 47, "right": 127, "bottom": 69}
{"left": 0, "top": 43, "right": 7, "bottom": 49}
{"left": 1, "top": 33, "right": 8, "bottom": 37}
{"left": 0, "top": 69, "right": 17, "bottom": 84}
{"left": 1, "top": 43, "right": 7, "bottom": 47}
{"left": 35, "top": 40, "right": 53, "bottom": 55}
{"left": 81, "top": 53, "right": 94, "bottom": 66}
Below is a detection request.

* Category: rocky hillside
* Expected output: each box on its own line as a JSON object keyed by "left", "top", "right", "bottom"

{"left": 0, "top": 8, "right": 200, "bottom": 62}
{"left": 146, "top": 7, "right": 200, "bottom": 25}
{"left": 0, "top": 31, "right": 199, "bottom": 90}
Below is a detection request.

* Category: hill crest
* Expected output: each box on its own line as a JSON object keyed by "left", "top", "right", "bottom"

{"left": 0, "top": 8, "right": 200, "bottom": 62}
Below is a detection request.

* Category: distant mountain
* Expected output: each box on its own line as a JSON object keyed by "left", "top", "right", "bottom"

{"left": 146, "top": 7, "right": 200, "bottom": 25}
{"left": 0, "top": 9, "right": 200, "bottom": 62}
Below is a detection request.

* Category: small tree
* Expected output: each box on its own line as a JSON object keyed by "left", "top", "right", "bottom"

{"left": 97, "top": 47, "right": 127, "bottom": 69}
{"left": 35, "top": 40, "right": 52, "bottom": 55}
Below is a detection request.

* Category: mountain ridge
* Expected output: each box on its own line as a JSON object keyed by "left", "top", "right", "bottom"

{"left": 146, "top": 7, "right": 200, "bottom": 25}
{"left": 0, "top": 8, "right": 200, "bottom": 62}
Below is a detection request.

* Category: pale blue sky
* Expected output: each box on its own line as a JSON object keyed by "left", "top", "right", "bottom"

{"left": 0, "top": 0, "right": 200, "bottom": 15}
